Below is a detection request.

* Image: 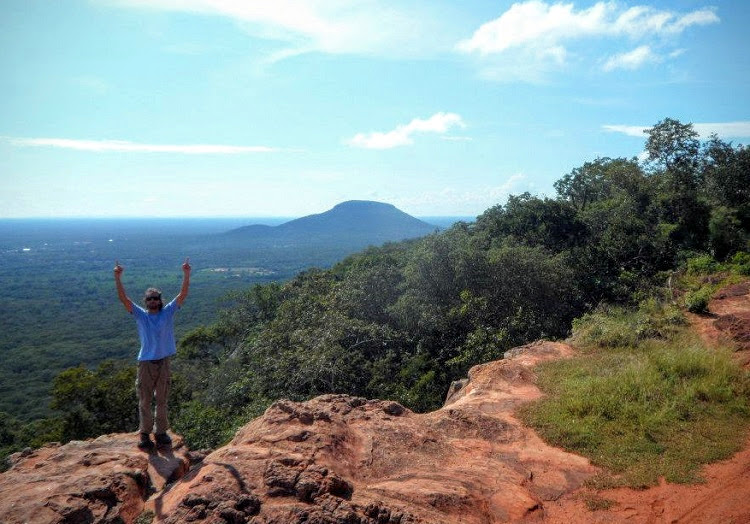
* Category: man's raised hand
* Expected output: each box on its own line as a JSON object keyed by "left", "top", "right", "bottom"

{"left": 177, "top": 257, "right": 191, "bottom": 306}
{"left": 114, "top": 260, "right": 131, "bottom": 311}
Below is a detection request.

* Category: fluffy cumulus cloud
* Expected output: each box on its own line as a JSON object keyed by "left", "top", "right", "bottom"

{"left": 6, "top": 137, "right": 278, "bottom": 154}
{"left": 457, "top": 1, "right": 719, "bottom": 81}
{"left": 603, "top": 121, "right": 750, "bottom": 139}
{"left": 347, "top": 113, "right": 467, "bottom": 149}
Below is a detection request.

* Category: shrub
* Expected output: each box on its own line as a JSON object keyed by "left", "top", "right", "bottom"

{"left": 686, "top": 255, "right": 719, "bottom": 275}
{"left": 684, "top": 287, "right": 712, "bottom": 314}
{"left": 571, "top": 299, "right": 685, "bottom": 349}
{"left": 730, "top": 252, "right": 750, "bottom": 276}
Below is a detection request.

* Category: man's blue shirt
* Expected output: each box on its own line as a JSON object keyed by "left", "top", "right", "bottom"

{"left": 130, "top": 298, "right": 179, "bottom": 361}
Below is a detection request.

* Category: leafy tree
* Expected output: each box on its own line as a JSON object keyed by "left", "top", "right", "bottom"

{"left": 454, "top": 246, "right": 582, "bottom": 355}
{"left": 171, "top": 400, "right": 239, "bottom": 450}
{"left": 645, "top": 118, "right": 700, "bottom": 181}
{"left": 392, "top": 229, "right": 472, "bottom": 333}
{"left": 0, "top": 412, "right": 21, "bottom": 469}
{"left": 475, "top": 193, "right": 586, "bottom": 252}
{"left": 50, "top": 360, "right": 137, "bottom": 441}
{"left": 709, "top": 207, "right": 746, "bottom": 261}
{"left": 555, "top": 158, "right": 614, "bottom": 210}
{"left": 246, "top": 270, "right": 400, "bottom": 401}
{"left": 331, "top": 244, "right": 408, "bottom": 326}
{"left": 175, "top": 282, "right": 285, "bottom": 412}
{"left": 555, "top": 157, "right": 648, "bottom": 209}
{"left": 702, "top": 137, "right": 750, "bottom": 229}
{"left": 645, "top": 119, "right": 709, "bottom": 249}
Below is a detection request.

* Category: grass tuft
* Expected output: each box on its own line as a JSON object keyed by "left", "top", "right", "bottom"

{"left": 579, "top": 491, "right": 617, "bottom": 511}
{"left": 134, "top": 510, "right": 155, "bottom": 524}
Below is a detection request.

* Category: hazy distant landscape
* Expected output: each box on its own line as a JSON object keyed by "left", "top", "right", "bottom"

{"left": 0, "top": 202, "right": 464, "bottom": 420}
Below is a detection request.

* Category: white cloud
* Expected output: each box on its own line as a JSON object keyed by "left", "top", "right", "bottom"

{"left": 347, "top": 113, "right": 467, "bottom": 150}
{"left": 693, "top": 122, "right": 750, "bottom": 139}
{"left": 602, "top": 45, "right": 658, "bottom": 71}
{"left": 457, "top": 1, "right": 719, "bottom": 80}
{"left": 669, "top": 48, "right": 686, "bottom": 59}
{"left": 100, "top": 0, "right": 450, "bottom": 59}
{"left": 603, "top": 121, "right": 750, "bottom": 139}
{"left": 457, "top": 1, "right": 609, "bottom": 55}
{"left": 458, "top": 2, "right": 718, "bottom": 54}
{"left": 602, "top": 124, "right": 648, "bottom": 137}
{"left": 6, "top": 137, "right": 279, "bottom": 154}
{"left": 389, "top": 173, "right": 528, "bottom": 214}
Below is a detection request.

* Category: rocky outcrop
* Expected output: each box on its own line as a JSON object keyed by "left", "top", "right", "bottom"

{"left": 0, "top": 432, "right": 189, "bottom": 523}
{"left": 0, "top": 341, "right": 595, "bottom": 523}
{"left": 152, "top": 341, "right": 595, "bottom": 524}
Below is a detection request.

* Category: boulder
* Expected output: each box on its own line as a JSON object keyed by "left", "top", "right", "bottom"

{"left": 0, "top": 432, "right": 189, "bottom": 524}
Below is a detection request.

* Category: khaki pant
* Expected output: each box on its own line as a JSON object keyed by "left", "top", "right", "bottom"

{"left": 136, "top": 358, "right": 171, "bottom": 434}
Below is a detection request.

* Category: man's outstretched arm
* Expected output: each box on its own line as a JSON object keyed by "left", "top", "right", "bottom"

{"left": 114, "top": 260, "right": 133, "bottom": 313}
{"left": 177, "top": 257, "right": 191, "bottom": 307}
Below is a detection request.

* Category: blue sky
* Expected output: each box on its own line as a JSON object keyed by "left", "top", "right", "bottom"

{"left": 1, "top": 0, "right": 748, "bottom": 218}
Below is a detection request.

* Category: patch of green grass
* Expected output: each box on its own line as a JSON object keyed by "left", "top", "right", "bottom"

{"left": 519, "top": 303, "right": 750, "bottom": 489}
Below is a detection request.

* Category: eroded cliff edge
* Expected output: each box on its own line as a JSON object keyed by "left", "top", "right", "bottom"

{"left": 1, "top": 341, "right": 595, "bottom": 523}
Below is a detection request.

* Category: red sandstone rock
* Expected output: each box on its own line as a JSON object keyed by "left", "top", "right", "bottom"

{"left": 152, "top": 341, "right": 595, "bottom": 524}
{"left": 0, "top": 432, "right": 188, "bottom": 524}
{"left": 0, "top": 342, "right": 595, "bottom": 523}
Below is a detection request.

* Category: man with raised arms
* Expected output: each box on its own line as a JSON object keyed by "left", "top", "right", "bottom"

{"left": 114, "top": 258, "right": 191, "bottom": 450}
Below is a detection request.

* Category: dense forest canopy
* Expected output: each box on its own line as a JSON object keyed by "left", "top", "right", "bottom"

{"left": 2, "top": 118, "right": 748, "bottom": 456}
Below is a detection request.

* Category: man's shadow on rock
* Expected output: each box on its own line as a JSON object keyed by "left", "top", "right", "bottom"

{"left": 148, "top": 448, "right": 249, "bottom": 521}
{"left": 148, "top": 445, "right": 187, "bottom": 485}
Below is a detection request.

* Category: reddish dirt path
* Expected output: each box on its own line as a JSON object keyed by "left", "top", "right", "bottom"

{"left": 542, "top": 281, "right": 750, "bottom": 523}
{"left": 544, "top": 440, "right": 750, "bottom": 523}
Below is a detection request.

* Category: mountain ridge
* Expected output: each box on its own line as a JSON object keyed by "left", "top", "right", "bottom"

{"left": 227, "top": 200, "right": 438, "bottom": 242}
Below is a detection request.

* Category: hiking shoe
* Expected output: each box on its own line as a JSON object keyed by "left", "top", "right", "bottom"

{"left": 138, "top": 432, "right": 155, "bottom": 451}
{"left": 155, "top": 432, "right": 172, "bottom": 447}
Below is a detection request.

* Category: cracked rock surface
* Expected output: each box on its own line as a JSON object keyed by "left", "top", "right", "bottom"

{"left": 0, "top": 342, "right": 595, "bottom": 523}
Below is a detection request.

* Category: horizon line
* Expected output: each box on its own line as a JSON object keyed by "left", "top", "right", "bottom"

{"left": 0, "top": 213, "right": 478, "bottom": 220}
